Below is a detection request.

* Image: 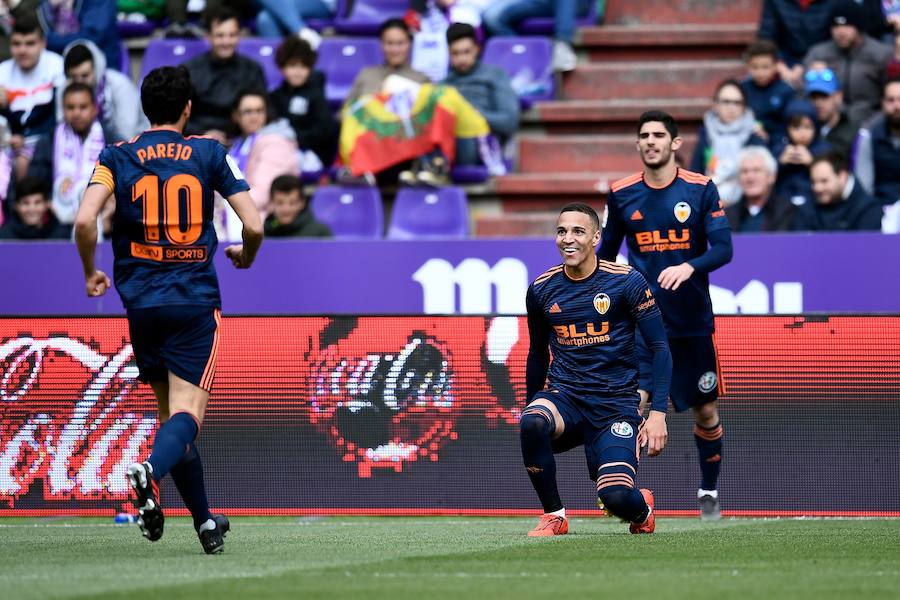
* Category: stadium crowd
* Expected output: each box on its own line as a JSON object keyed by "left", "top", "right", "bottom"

{"left": 0, "top": 0, "right": 899, "bottom": 240}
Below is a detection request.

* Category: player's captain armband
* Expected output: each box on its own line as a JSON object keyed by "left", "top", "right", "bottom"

{"left": 225, "top": 154, "right": 246, "bottom": 180}
{"left": 89, "top": 163, "right": 114, "bottom": 193}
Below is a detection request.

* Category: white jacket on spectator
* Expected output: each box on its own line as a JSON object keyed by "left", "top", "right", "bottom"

{"left": 56, "top": 39, "right": 148, "bottom": 143}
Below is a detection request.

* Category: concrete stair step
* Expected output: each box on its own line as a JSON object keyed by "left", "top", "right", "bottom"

{"left": 578, "top": 24, "right": 756, "bottom": 61}
{"left": 562, "top": 59, "right": 745, "bottom": 101}
{"left": 527, "top": 98, "right": 708, "bottom": 134}
{"left": 518, "top": 133, "right": 697, "bottom": 173}
{"left": 473, "top": 212, "right": 559, "bottom": 237}
{"left": 604, "top": 0, "right": 762, "bottom": 25}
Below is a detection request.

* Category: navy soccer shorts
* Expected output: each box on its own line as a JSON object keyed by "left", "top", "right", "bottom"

{"left": 529, "top": 386, "right": 642, "bottom": 480}
{"left": 127, "top": 305, "right": 221, "bottom": 391}
{"left": 637, "top": 333, "right": 721, "bottom": 412}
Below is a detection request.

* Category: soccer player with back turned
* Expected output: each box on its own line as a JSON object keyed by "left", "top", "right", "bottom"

{"left": 598, "top": 111, "right": 733, "bottom": 520}
{"left": 521, "top": 203, "right": 672, "bottom": 536}
{"left": 74, "top": 66, "right": 263, "bottom": 553}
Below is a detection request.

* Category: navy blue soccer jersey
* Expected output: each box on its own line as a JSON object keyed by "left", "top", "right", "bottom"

{"left": 89, "top": 129, "right": 249, "bottom": 310}
{"left": 526, "top": 259, "right": 662, "bottom": 406}
{"left": 598, "top": 169, "right": 732, "bottom": 338}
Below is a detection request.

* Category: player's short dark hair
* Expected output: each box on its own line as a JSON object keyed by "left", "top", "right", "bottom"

{"left": 637, "top": 110, "right": 679, "bottom": 139}
{"left": 811, "top": 150, "right": 849, "bottom": 174}
{"left": 141, "top": 66, "right": 192, "bottom": 125}
{"left": 15, "top": 176, "right": 50, "bottom": 201}
{"left": 232, "top": 88, "right": 268, "bottom": 112}
{"left": 379, "top": 18, "right": 412, "bottom": 40}
{"left": 275, "top": 36, "right": 317, "bottom": 69}
{"left": 270, "top": 174, "right": 304, "bottom": 198}
{"left": 62, "top": 81, "right": 95, "bottom": 103}
{"left": 446, "top": 22, "right": 478, "bottom": 46}
{"left": 204, "top": 6, "right": 240, "bottom": 31}
{"left": 12, "top": 14, "right": 43, "bottom": 37}
{"left": 64, "top": 43, "right": 94, "bottom": 73}
{"left": 559, "top": 202, "right": 600, "bottom": 230}
{"left": 743, "top": 39, "right": 779, "bottom": 62}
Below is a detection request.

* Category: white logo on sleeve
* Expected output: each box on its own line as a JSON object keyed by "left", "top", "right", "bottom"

{"left": 225, "top": 155, "right": 246, "bottom": 180}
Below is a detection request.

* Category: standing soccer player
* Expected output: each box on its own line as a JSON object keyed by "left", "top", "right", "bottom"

{"left": 521, "top": 203, "right": 671, "bottom": 536}
{"left": 73, "top": 66, "right": 263, "bottom": 553}
{"left": 598, "top": 111, "right": 733, "bottom": 520}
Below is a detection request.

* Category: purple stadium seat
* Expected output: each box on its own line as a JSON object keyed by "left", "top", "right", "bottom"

{"left": 237, "top": 38, "right": 283, "bottom": 90}
{"left": 307, "top": 0, "right": 345, "bottom": 31}
{"left": 318, "top": 38, "right": 383, "bottom": 108}
{"left": 139, "top": 39, "right": 207, "bottom": 81}
{"left": 387, "top": 187, "right": 468, "bottom": 239}
{"left": 482, "top": 37, "right": 554, "bottom": 109}
{"left": 117, "top": 18, "right": 157, "bottom": 39}
{"left": 334, "top": 0, "right": 407, "bottom": 35}
{"left": 311, "top": 185, "right": 384, "bottom": 239}
{"left": 516, "top": 3, "right": 598, "bottom": 35}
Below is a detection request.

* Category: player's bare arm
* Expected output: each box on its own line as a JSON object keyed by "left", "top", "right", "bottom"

{"left": 223, "top": 190, "right": 263, "bottom": 269}
{"left": 74, "top": 183, "right": 113, "bottom": 297}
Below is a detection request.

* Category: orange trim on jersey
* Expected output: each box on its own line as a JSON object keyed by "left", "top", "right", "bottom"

{"left": 644, "top": 169, "right": 679, "bottom": 190}
{"left": 610, "top": 172, "right": 643, "bottom": 193}
{"left": 199, "top": 309, "right": 222, "bottom": 391}
{"left": 598, "top": 259, "right": 631, "bottom": 272}
{"left": 89, "top": 164, "right": 115, "bottom": 193}
{"left": 533, "top": 265, "right": 564, "bottom": 286}
{"left": 563, "top": 263, "right": 596, "bottom": 281}
{"left": 677, "top": 169, "right": 711, "bottom": 185}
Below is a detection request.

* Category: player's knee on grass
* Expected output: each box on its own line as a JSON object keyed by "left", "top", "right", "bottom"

{"left": 598, "top": 487, "right": 648, "bottom": 523}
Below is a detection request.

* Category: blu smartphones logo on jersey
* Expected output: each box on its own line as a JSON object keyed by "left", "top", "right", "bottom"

{"left": 552, "top": 322, "right": 610, "bottom": 346}
{"left": 634, "top": 229, "right": 691, "bottom": 253}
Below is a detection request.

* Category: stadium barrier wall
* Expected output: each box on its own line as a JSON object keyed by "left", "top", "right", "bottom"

{"left": 2, "top": 233, "right": 899, "bottom": 315}
{"left": 0, "top": 315, "right": 897, "bottom": 517}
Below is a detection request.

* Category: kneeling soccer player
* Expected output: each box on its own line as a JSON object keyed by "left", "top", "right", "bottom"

{"left": 521, "top": 203, "right": 671, "bottom": 536}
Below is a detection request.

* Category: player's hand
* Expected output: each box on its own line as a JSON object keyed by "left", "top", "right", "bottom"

{"left": 658, "top": 263, "right": 694, "bottom": 291}
{"left": 85, "top": 270, "right": 111, "bottom": 297}
{"left": 639, "top": 410, "right": 668, "bottom": 457}
{"left": 225, "top": 244, "right": 252, "bottom": 269}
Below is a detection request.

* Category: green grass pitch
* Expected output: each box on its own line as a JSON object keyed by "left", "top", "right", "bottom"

{"left": 1, "top": 517, "right": 898, "bottom": 599}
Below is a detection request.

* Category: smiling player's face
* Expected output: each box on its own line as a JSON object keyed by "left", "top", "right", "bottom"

{"left": 637, "top": 121, "right": 680, "bottom": 169}
{"left": 556, "top": 211, "right": 600, "bottom": 270}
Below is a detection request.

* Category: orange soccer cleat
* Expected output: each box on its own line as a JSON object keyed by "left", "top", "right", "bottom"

{"left": 528, "top": 514, "right": 569, "bottom": 537}
{"left": 629, "top": 488, "right": 655, "bottom": 534}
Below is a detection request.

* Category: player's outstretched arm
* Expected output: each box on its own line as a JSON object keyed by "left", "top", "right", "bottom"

{"left": 223, "top": 190, "right": 264, "bottom": 269}
{"left": 74, "top": 184, "right": 112, "bottom": 297}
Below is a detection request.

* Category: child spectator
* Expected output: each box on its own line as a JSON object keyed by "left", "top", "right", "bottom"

{"left": 263, "top": 174, "right": 332, "bottom": 238}
{"left": 740, "top": 39, "right": 796, "bottom": 145}
{"left": 269, "top": 37, "right": 337, "bottom": 172}
{"left": 27, "top": 81, "right": 108, "bottom": 231}
{"left": 0, "top": 175, "right": 69, "bottom": 239}
{"left": 773, "top": 99, "right": 831, "bottom": 204}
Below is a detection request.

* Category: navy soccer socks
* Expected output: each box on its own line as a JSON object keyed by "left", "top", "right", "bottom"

{"left": 694, "top": 421, "right": 724, "bottom": 492}
{"left": 520, "top": 411, "right": 563, "bottom": 513}
{"left": 170, "top": 442, "right": 214, "bottom": 531}
{"left": 148, "top": 412, "right": 198, "bottom": 483}
{"left": 599, "top": 488, "right": 651, "bottom": 523}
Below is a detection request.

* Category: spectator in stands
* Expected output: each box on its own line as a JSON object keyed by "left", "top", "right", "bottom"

{"left": 405, "top": 0, "right": 487, "bottom": 82}
{"left": 804, "top": 67, "right": 859, "bottom": 160}
{"left": 793, "top": 151, "right": 882, "bottom": 230}
{"left": 345, "top": 18, "right": 429, "bottom": 104}
{"left": 0, "top": 15, "right": 64, "bottom": 179}
{"left": 270, "top": 37, "right": 337, "bottom": 172}
{"left": 442, "top": 23, "right": 518, "bottom": 166}
{"left": 483, "top": 0, "right": 590, "bottom": 72}
{"left": 0, "top": 0, "right": 40, "bottom": 62}
{"left": 727, "top": 146, "right": 796, "bottom": 232}
{"left": 229, "top": 89, "right": 300, "bottom": 222}
{"left": 255, "top": 0, "right": 336, "bottom": 49}
{"left": 58, "top": 40, "right": 147, "bottom": 143}
{"left": 184, "top": 7, "right": 267, "bottom": 142}
{"left": 854, "top": 77, "right": 900, "bottom": 211}
{"left": 0, "top": 115, "right": 12, "bottom": 218}
{"left": 804, "top": 0, "right": 893, "bottom": 123}
{"left": 758, "top": 0, "right": 836, "bottom": 87}
{"left": 0, "top": 175, "right": 68, "bottom": 239}
{"left": 27, "top": 81, "right": 108, "bottom": 233}
{"left": 690, "top": 79, "right": 767, "bottom": 205}
{"left": 885, "top": 0, "right": 900, "bottom": 38}
{"left": 37, "top": 0, "right": 119, "bottom": 71}
{"left": 740, "top": 40, "right": 795, "bottom": 145}
{"left": 773, "top": 99, "right": 831, "bottom": 204}
{"left": 263, "top": 174, "right": 332, "bottom": 238}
